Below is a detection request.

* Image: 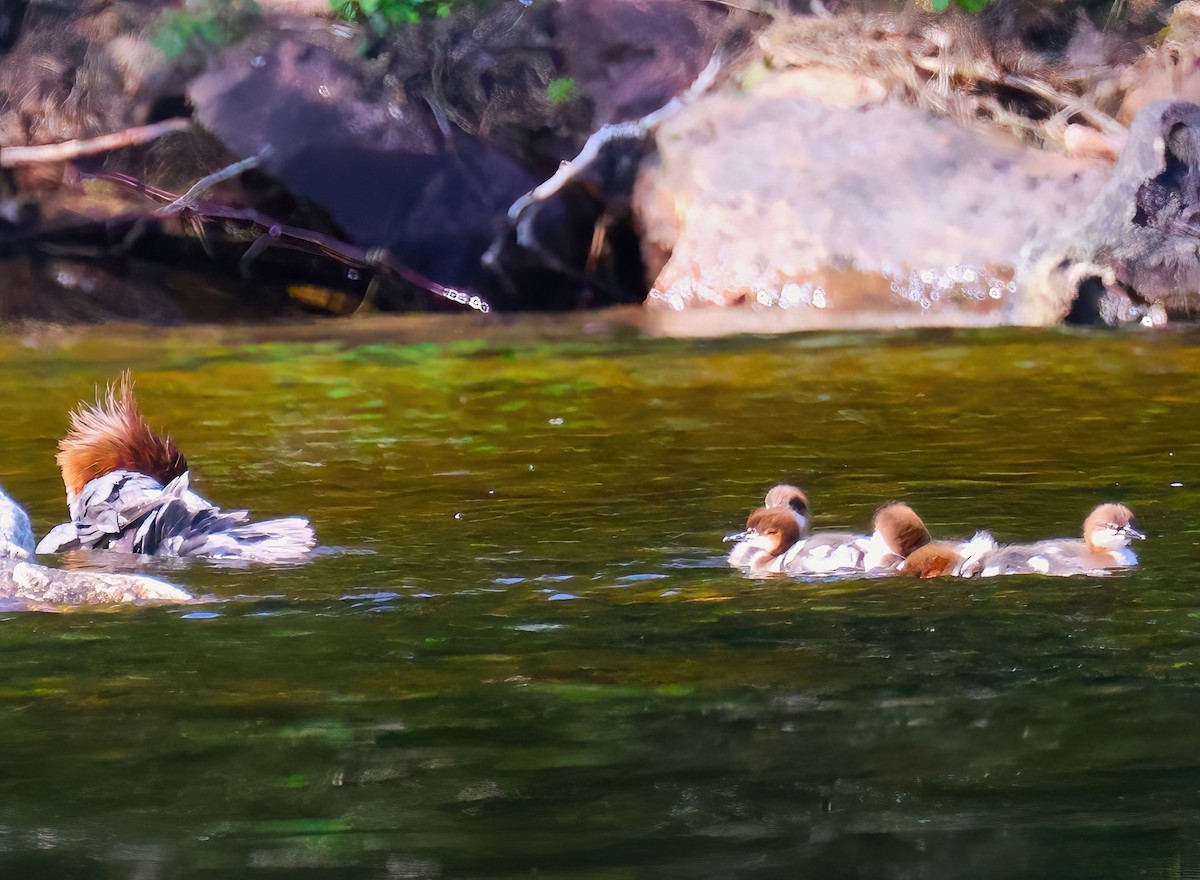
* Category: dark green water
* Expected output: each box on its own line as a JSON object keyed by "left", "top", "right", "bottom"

{"left": 1, "top": 322, "right": 1199, "bottom": 878}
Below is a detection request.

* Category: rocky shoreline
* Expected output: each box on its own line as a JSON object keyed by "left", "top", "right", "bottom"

{"left": 2, "top": 0, "right": 1198, "bottom": 330}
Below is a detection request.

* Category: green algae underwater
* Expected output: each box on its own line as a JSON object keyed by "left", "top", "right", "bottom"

{"left": 1, "top": 320, "right": 1200, "bottom": 878}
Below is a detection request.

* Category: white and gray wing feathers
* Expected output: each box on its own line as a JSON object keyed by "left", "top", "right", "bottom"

{"left": 38, "top": 470, "right": 315, "bottom": 563}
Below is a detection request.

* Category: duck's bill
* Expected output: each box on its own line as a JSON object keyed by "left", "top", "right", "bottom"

{"left": 723, "top": 529, "right": 751, "bottom": 543}
{"left": 1124, "top": 526, "right": 1146, "bottom": 540}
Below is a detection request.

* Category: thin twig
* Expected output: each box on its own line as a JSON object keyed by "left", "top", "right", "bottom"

{"left": 0, "top": 119, "right": 192, "bottom": 168}
{"left": 506, "top": 54, "right": 723, "bottom": 220}
{"left": 155, "top": 151, "right": 267, "bottom": 215}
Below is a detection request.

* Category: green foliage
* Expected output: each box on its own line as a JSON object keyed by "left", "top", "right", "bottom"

{"left": 331, "top": 0, "right": 453, "bottom": 31}
{"left": 930, "top": 0, "right": 994, "bottom": 10}
{"left": 546, "top": 77, "right": 577, "bottom": 106}
{"left": 151, "top": 0, "right": 262, "bottom": 60}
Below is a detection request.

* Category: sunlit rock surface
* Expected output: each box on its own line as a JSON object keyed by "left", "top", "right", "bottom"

{"left": 635, "top": 68, "right": 1111, "bottom": 328}
{"left": 0, "top": 560, "right": 192, "bottom": 609}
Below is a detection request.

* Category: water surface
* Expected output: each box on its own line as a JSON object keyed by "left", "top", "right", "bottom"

{"left": 0, "top": 321, "right": 1198, "bottom": 878}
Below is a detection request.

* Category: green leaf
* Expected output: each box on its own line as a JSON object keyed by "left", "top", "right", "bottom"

{"left": 546, "top": 77, "right": 577, "bottom": 105}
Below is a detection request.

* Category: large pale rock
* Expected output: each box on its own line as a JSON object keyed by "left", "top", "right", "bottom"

{"left": 635, "top": 69, "right": 1111, "bottom": 327}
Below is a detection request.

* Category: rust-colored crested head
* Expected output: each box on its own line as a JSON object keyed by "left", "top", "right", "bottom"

{"left": 873, "top": 503, "right": 932, "bottom": 558}
{"left": 56, "top": 373, "right": 188, "bottom": 499}
{"left": 764, "top": 483, "right": 810, "bottom": 517}
{"left": 745, "top": 506, "right": 803, "bottom": 557}
{"left": 903, "top": 543, "right": 961, "bottom": 579}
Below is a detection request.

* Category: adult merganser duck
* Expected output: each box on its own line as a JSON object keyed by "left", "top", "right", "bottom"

{"left": 36, "top": 375, "right": 316, "bottom": 564}
{"left": 960, "top": 503, "right": 1144, "bottom": 577}
{"left": 0, "top": 485, "right": 190, "bottom": 606}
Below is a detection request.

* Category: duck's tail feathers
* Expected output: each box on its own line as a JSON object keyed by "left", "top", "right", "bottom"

{"left": 173, "top": 515, "right": 317, "bottom": 564}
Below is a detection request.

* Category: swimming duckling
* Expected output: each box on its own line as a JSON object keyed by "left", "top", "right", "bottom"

{"left": 858, "top": 503, "right": 933, "bottom": 571}
{"left": 960, "top": 503, "right": 1144, "bottom": 577}
{"left": 764, "top": 483, "right": 870, "bottom": 572}
{"left": 730, "top": 501, "right": 933, "bottom": 577}
{"left": 763, "top": 483, "right": 811, "bottom": 535}
{"left": 900, "top": 532, "right": 998, "bottom": 578}
{"left": 779, "top": 502, "right": 932, "bottom": 575}
{"left": 37, "top": 375, "right": 316, "bottom": 564}
{"left": 726, "top": 507, "right": 803, "bottom": 573}
{"left": 0, "top": 484, "right": 190, "bottom": 606}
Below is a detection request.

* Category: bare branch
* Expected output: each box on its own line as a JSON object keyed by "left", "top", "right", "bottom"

{"left": 506, "top": 54, "right": 723, "bottom": 219}
{"left": 78, "top": 170, "right": 492, "bottom": 314}
{"left": 0, "top": 119, "right": 192, "bottom": 168}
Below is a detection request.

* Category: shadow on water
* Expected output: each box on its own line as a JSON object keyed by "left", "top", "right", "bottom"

{"left": 1, "top": 320, "right": 1200, "bottom": 877}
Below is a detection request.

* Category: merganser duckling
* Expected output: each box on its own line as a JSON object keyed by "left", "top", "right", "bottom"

{"left": 900, "top": 532, "right": 998, "bottom": 578}
{"left": 36, "top": 375, "right": 316, "bottom": 564}
{"left": 763, "top": 483, "right": 811, "bottom": 535}
{"left": 739, "top": 484, "right": 858, "bottom": 574}
{"left": 960, "top": 503, "right": 1144, "bottom": 577}
{"left": 729, "top": 501, "right": 933, "bottom": 577}
{"left": 724, "top": 483, "right": 810, "bottom": 568}
{"left": 726, "top": 507, "right": 802, "bottom": 573}
{"left": 0, "top": 484, "right": 191, "bottom": 606}
{"left": 778, "top": 502, "right": 932, "bottom": 575}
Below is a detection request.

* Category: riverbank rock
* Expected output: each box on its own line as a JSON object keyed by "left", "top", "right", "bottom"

{"left": 2, "top": 560, "right": 193, "bottom": 607}
{"left": 635, "top": 63, "right": 1111, "bottom": 327}
{"left": 1023, "top": 100, "right": 1200, "bottom": 325}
